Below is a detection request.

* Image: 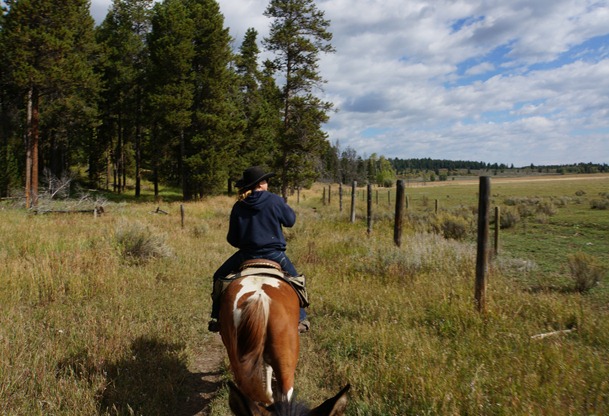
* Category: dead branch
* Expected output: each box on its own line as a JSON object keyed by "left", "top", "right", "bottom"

{"left": 531, "top": 328, "right": 576, "bottom": 340}
{"left": 152, "top": 206, "right": 168, "bottom": 215}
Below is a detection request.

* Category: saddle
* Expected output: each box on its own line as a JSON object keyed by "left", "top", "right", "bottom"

{"left": 215, "top": 259, "right": 309, "bottom": 308}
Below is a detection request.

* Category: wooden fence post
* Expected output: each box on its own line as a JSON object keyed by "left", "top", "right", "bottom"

{"left": 475, "top": 176, "right": 490, "bottom": 313}
{"left": 350, "top": 181, "right": 357, "bottom": 223}
{"left": 339, "top": 183, "right": 343, "bottom": 212}
{"left": 367, "top": 183, "right": 372, "bottom": 235}
{"left": 180, "top": 204, "right": 185, "bottom": 229}
{"left": 394, "top": 180, "right": 405, "bottom": 247}
{"left": 322, "top": 187, "right": 326, "bottom": 205}
{"left": 494, "top": 206, "right": 500, "bottom": 256}
{"left": 328, "top": 185, "right": 331, "bottom": 205}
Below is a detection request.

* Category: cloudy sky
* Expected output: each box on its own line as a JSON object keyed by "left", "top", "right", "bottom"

{"left": 90, "top": 0, "right": 609, "bottom": 167}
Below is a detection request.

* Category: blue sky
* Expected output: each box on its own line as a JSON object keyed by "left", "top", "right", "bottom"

{"left": 90, "top": 0, "right": 609, "bottom": 167}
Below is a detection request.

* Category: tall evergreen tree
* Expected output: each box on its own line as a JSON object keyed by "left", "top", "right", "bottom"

{"left": 233, "top": 28, "right": 281, "bottom": 179}
{"left": 2, "top": 0, "right": 99, "bottom": 207}
{"left": 320, "top": 140, "right": 341, "bottom": 183}
{"left": 263, "top": 0, "right": 335, "bottom": 200}
{"left": 182, "top": 0, "right": 238, "bottom": 199}
{"left": 147, "top": 0, "right": 195, "bottom": 197}
{"left": 96, "top": 0, "right": 152, "bottom": 196}
{"left": 0, "top": 6, "right": 16, "bottom": 197}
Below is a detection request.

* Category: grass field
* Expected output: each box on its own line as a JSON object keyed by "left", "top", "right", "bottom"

{"left": 1, "top": 174, "right": 608, "bottom": 415}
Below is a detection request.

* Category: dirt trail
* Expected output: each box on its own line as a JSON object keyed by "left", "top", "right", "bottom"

{"left": 177, "top": 334, "right": 226, "bottom": 416}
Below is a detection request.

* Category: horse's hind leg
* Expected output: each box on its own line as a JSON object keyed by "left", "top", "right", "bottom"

{"left": 267, "top": 331, "right": 299, "bottom": 403}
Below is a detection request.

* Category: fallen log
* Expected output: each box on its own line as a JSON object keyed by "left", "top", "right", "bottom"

{"left": 34, "top": 206, "right": 105, "bottom": 215}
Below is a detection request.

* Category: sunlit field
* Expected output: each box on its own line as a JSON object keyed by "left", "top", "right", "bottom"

{"left": 1, "top": 174, "right": 608, "bottom": 415}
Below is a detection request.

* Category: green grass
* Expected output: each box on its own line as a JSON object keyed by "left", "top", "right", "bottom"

{"left": 1, "top": 174, "right": 609, "bottom": 415}
{"left": 330, "top": 175, "right": 609, "bottom": 293}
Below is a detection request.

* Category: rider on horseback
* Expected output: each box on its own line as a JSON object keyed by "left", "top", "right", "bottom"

{"left": 208, "top": 166, "right": 310, "bottom": 333}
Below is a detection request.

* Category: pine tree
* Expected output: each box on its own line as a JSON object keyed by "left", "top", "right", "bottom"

{"left": 263, "top": 0, "right": 335, "bottom": 200}
{"left": 96, "top": 0, "right": 153, "bottom": 196}
{"left": 147, "top": 0, "right": 195, "bottom": 197}
{"left": 182, "top": 0, "right": 239, "bottom": 199}
{"left": 2, "top": 0, "right": 99, "bottom": 207}
{"left": 233, "top": 28, "right": 281, "bottom": 180}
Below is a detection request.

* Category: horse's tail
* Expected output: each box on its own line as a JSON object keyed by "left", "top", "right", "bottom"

{"left": 236, "top": 292, "right": 269, "bottom": 381}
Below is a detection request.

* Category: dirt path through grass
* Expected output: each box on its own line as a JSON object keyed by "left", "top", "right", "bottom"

{"left": 177, "top": 334, "right": 225, "bottom": 416}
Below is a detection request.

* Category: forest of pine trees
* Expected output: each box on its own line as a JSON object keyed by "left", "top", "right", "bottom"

{"left": 0, "top": 0, "right": 339, "bottom": 205}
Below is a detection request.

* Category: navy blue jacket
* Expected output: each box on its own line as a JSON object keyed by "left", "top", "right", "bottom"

{"left": 227, "top": 191, "right": 296, "bottom": 252}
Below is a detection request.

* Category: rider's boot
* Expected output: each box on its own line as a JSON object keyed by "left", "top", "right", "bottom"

{"left": 208, "top": 280, "right": 222, "bottom": 332}
{"left": 298, "top": 307, "right": 310, "bottom": 333}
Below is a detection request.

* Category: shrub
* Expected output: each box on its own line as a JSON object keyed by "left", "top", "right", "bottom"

{"left": 537, "top": 200, "right": 557, "bottom": 216}
{"left": 114, "top": 221, "right": 173, "bottom": 262}
{"left": 192, "top": 223, "right": 210, "bottom": 238}
{"left": 440, "top": 216, "right": 469, "bottom": 240}
{"left": 567, "top": 252, "right": 606, "bottom": 293}
{"left": 503, "top": 197, "right": 558, "bottom": 219}
{"left": 429, "top": 212, "right": 472, "bottom": 240}
{"left": 500, "top": 207, "right": 520, "bottom": 229}
{"left": 590, "top": 199, "right": 609, "bottom": 210}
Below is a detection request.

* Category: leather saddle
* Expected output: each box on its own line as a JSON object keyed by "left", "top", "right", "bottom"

{"left": 216, "top": 258, "right": 309, "bottom": 308}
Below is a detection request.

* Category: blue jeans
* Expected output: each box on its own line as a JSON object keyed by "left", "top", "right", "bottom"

{"left": 212, "top": 249, "right": 307, "bottom": 321}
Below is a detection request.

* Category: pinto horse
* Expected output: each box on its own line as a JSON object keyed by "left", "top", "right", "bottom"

{"left": 219, "top": 273, "right": 349, "bottom": 415}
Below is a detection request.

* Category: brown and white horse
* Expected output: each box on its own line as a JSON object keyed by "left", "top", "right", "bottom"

{"left": 219, "top": 274, "right": 349, "bottom": 416}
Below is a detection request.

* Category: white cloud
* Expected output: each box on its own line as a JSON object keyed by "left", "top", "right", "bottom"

{"left": 90, "top": 0, "right": 609, "bottom": 166}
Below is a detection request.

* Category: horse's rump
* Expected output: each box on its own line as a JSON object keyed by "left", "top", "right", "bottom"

{"left": 220, "top": 275, "right": 300, "bottom": 404}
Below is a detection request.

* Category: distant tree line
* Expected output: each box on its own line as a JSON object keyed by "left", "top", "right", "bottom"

{"left": 389, "top": 158, "right": 509, "bottom": 174}
{"left": 389, "top": 158, "right": 608, "bottom": 176}
{"left": 0, "top": 0, "right": 334, "bottom": 205}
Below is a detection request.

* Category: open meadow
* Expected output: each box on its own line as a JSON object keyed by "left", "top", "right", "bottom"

{"left": 1, "top": 174, "right": 608, "bottom": 415}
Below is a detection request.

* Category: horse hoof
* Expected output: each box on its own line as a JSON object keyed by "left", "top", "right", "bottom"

{"left": 208, "top": 319, "right": 220, "bottom": 333}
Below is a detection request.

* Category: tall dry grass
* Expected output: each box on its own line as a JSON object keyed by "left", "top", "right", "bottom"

{"left": 2, "top": 176, "right": 609, "bottom": 415}
{"left": 0, "top": 197, "right": 234, "bottom": 415}
{"left": 290, "top": 180, "right": 609, "bottom": 415}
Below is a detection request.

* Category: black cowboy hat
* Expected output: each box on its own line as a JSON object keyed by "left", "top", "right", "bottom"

{"left": 235, "top": 166, "right": 276, "bottom": 189}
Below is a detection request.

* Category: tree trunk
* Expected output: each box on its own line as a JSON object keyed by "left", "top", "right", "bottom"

{"left": 180, "top": 129, "right": 190, "bottom": 200}
{"left": 135, "top": 120, "right": 141, "bottom": 197}
{"left": 281, "top": 74, "right": 291, "bottom": 202}
{"left": 135, "top": 92, "right": 141, "bottom": 197}
{"left": 31, "top": 88, "right": 40, "bottom": 207}
{"left": 25, "top": 87, "right": 40, "bottom": 208}
{"left": 25, "top": 89, "right": 32, "bottom": 208}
